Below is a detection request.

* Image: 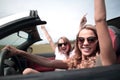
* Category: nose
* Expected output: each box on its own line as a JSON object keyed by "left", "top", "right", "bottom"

{"left": 83, "top": 39, "right": 89, "bottom": 45}
{"left": 61, "top": 44, "right": 66, "bottom": 47}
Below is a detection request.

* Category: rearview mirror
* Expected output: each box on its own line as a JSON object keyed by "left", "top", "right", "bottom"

{"left": 17, "top": 31, "right": 28, "bottom": 39}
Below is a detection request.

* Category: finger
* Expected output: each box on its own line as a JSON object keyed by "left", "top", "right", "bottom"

{"left": 2, "top": 45, "right": 9, "bottom": 51}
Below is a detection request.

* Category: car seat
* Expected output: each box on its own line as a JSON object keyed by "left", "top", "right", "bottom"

{"left": 108, "top": 25, "right": 120, "bottom": 57}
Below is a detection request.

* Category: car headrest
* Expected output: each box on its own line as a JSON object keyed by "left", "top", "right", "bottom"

{"left": 109, "top": 25, "right": 120, "bottom": 56}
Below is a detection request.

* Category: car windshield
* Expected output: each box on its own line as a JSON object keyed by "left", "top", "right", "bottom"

{"left": 0, "top": 31, "right": 28, "bottom": 50}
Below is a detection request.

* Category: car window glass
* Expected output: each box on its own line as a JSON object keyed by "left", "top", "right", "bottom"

{"left": 0, "top": 31, "right": 28, "bottom": 50}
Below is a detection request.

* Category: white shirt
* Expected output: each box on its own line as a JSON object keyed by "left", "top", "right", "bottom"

{"left": 54, "top": 47, "right": 75, "bottom": 71}
{"left": 55, "top": 47, "right": 68, "bottom": 60}
{"left": 55, "top": 47, "right": 75, "bottom": 60}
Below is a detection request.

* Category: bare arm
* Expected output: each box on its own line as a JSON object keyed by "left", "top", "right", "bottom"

{"left": 94, "top": 0, "right": 116, "bottom": 65}
{"left": 3, "top": 45, "right": 68, "bottom": 69}
{"left": 21, "top": 51, "right": 68, "bottom": 69}
{"left": 41, "top": 25, "right": 56, "bottom": 51}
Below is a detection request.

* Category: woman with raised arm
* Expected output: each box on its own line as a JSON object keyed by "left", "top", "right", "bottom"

{"left": 41, "top": 25, "right": 72, "bottom": 60}
{"left": 41, "top": 26, "right": 73, "bottom": 71}
{"left": 67, "top": 0, "right": 116, "bottom": 69}
{"left": 2, "top": 0, "right": 116, "bottom": 74}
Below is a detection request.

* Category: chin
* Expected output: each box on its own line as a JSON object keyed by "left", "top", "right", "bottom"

{"left": 82, "top": 52, "right": 92, "bottom": 56}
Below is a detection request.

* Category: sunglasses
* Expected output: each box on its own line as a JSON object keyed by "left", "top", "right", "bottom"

{"left": 77, "top": 36, "right": 97, "bottom": 44}
{"left": 58, "top": 42, "right": 67, "bottom": 47}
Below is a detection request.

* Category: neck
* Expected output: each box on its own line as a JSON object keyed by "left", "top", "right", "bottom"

{"left": 82, "top": 53, "right": 97, "bottom": 60}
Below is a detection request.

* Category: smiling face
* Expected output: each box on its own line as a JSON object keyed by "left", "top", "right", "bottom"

{"left": 77, "top": 28, "right": 98, "bottom": 56}
{"left": 57, "top": 37, "right": 71, "bottom": 54}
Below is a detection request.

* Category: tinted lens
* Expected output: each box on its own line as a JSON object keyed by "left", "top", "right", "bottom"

{"left": 58, "top": 44, "right": 62, "bottom": 47}
{"left": 58, "top": 42, "right": 67, "bottom": 47}
{"left": 87, "top": 37, "right": 97, "bottom": 43}
{"left": 77, "top": 37, "right": 85, "bottom": 43}
{"left": 77, "top": 37, "right": 97, "bottom": 43}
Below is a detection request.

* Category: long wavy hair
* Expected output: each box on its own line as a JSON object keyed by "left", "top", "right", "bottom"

{"left": 68, "top": 24, "right": 100, "bottom": 69}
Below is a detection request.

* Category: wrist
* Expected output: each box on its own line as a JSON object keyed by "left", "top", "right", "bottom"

{"left": 17, "top": 49, "right": 25, "bottom": 55}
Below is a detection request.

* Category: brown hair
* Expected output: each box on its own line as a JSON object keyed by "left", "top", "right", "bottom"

{"left": 75, "top": 24, "right": 99, "bottom": 57}
{"left": 68, "top": 24, "right": 100, "bottom": 69}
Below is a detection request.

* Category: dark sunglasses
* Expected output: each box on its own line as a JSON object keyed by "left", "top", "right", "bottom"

{"left": 77, "top": 37, "right": 97, "bottom": 43}
{"left": 58, "top": 42, "right": 67, "bottom": 47}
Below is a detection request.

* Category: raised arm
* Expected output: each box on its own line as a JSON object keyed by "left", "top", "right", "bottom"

{"left": 79, "top": 13, "right": 87, "bottom": 29}
{"left": 94, "top": 0, "right": 116, "bottom": 65}
{"left": 41, "top": 25, "right": 56, "bottom": 51}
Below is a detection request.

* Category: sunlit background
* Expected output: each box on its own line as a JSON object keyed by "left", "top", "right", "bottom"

{"left": 0, "top": 0, "right": 120, "bottom": 44}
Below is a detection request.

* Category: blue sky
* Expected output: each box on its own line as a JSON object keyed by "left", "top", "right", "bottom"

{"left": 0, "top": 0, "right": 120, "bottom": 44}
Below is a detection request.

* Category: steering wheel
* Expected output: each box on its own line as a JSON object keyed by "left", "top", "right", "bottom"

{"left": 0, "top": 49, "right": 23, "bottom": 76}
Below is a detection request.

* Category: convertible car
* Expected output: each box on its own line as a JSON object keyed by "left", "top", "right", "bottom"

{"left": 0, "top": 10, "right": 120, "bottom": 80}
{"left": 0, "top": 10, "right": 55, "bottom": 76}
